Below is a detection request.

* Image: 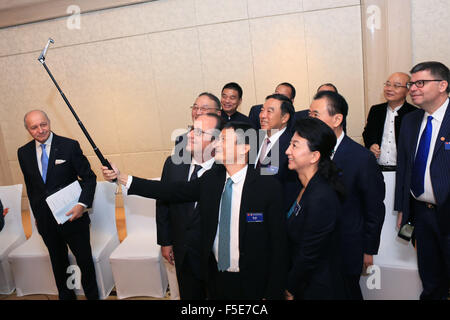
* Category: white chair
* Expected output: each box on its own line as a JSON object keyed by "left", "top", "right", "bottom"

{"left": 68, "top": 181, "right": 119, "bottom": 299}
{"left": 0, "top": 184, "right": 26, "bottom": 294}
{"left": 8, "top": 205, "right": 58, "bottom": 296}
{"left": 9, "top": 181, "right": 119, "bottom": 299}
{"left": 109, "top": 184, "right": 168, "bottom": 299}
{"left": 360, "top": 171, "right": 422, "bottom": 300}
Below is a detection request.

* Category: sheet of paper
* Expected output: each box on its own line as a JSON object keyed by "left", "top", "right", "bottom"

{"left": 46, "top": 180, "right": 82, "bottom": 224}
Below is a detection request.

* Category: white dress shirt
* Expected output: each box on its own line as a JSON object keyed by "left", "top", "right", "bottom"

{"left": 125, "top": 157, "right": 215, "bottom": 189}
{"left": 254, "top": 127, "right": 287, "bottom": 168}
{"left": 35, "top": 132, "right": 53, "bottom": 176}
{"left": 378, "top": 104, "right": 403, "bottom": 165}
{"left": 36, "top": 132, "right": 87, "bottom": 208}
{"left": 188, "top": 157, "right": 215, "bottom": 180}
{"left": 213, "top": 165, "right": 248, "bottom": 272}
{"left": 331, "top": 131, "right": 345, "bottom": 160}
{"left": 412, "top": 98, "right": 449, "bottom": 204}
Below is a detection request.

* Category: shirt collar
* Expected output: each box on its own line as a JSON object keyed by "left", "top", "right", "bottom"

{"left": 334, "top": 131, "right": 345, "bottom": 154}
{"left": 425, "top": 97, "right": 449, "bottom": 123}
{"left": 387, "top": 103, "right": 403, "bottom": 114}
{"left": 264, "top": 126, "right": 287, "bottom": 145}
{"left": 226, "top": 165, "right": 248, "bottom": 184}
{"left": 192, "top": 157, "right": 215, "bottom": 170}
{"left": 35, "top": 132, "right": 53, "bottom": 149}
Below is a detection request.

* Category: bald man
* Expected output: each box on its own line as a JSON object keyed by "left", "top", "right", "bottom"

{"left": 17, "top": 110, "right": 99, "bottom": 300}
{"left": 363, "top": 72, "right": 417, "bottom": 170}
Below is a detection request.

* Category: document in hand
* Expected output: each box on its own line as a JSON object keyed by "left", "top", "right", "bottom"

{"left": 46, "top": 180, "right": 82, "bottom": 224}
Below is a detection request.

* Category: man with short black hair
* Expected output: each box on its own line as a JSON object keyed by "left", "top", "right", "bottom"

{"left": 248, "top": 82, "right": 296, "bottom": 129}
{"left": 309, "top": 91, "right": 385, "bottom": 300}
{"left": 395, "top": 61, "right": 450, "bottom": 300}
{"left": 220, "top": 82, "right": 252, "bottom": 125}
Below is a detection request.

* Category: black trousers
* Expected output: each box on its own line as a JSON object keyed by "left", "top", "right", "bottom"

{"left": 37, "top": 212, "right": 99, "bottom": 300}
{"left": 176, "top": 252, "right": 206, "bottom": 300}
{"left": 343, "top": 274, "right": 363, "bottom": 300}
{"left": 412, "top": 198, "right": 450, "bottom": 300}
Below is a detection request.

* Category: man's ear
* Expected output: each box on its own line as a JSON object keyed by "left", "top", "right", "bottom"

{"left": 281, "top": 112, "right": 290, "bottom": 125}
{"left": 333, "top": 114, "right": 343, "bottom": 129}
{"left": 439, "top": 80, "right": 449, "bottom": 93}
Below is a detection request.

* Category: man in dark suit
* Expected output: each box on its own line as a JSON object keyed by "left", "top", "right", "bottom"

{"left": 17, "top": 110, "right": 98, "bottom": 300}
{"left": 363, "top": 72, "right": 417, "bottom": 170}
{"left": 254, "top": 94, "right": 297, "bottom": 211}
{"left": 220, "top": 82, "right": 252, "bottom": 126}
{"left": 103, "top": 122, "right": 288, "bottom": 300}
{"left": 395, "top": 61, "right": 450, "bottom": 300}
{"left": 248, "top": 82, "right": 297, "bottom": 129}
{"left": 174, "top": 92, "right": 221, "bottom": 161}
{"left": 309, "top": 91, "right": 386, "bottom": 299}
{"left": 157, "top": 112, "right": 222, "bottom": 299}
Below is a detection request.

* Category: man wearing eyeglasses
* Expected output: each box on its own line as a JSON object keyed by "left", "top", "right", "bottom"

{"left": 157, "top": 112, "right": 222, "bottom": 299}
{"left": 362, "top": 72, "right": 417, "bottom": 171}
{"left": 395, "top": 61, "right": 450, "bottom": 300}
{"left": 174, "top": 92, "right": 221, "bottom": 161}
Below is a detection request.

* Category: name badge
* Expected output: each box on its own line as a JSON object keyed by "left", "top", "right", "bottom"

{"left": 261, "top": 165, "right": 279, "bottom": 175}
{"left": 445, "top": 142, "right": 450, "bottom": 150}
{"left": 247, "top": 213, "right": 263, "bottom": 223}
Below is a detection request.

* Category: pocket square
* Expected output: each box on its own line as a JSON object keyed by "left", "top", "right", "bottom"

{"left": 55, "top": 159, "right": 66, "bottom": 165}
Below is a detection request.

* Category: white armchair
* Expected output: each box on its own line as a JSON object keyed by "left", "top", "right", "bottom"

{"left": 109, "top": 184, "right": 168, "bottom": 299}
{"left": 0, "top": 184, "right": 26, "bottom": 294}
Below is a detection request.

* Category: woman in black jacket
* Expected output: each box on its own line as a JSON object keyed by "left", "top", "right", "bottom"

{"left": 284, "top": 118, "right": 347, "bottom": 300}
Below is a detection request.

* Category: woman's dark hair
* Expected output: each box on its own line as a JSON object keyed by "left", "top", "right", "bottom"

{"left": 293, "top": 117, "right": 346, "bottom": 199}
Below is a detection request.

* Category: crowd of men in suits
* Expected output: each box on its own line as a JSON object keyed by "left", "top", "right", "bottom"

{"left": 12, "top": 60, "right": 449, "bottom": 300}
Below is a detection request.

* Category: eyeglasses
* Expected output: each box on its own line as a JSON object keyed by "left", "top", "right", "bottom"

{"left": 187, "top": 125, "right": 213, "bottom": 137}
{"left": 190, "top": 105, "right": 218, "bottom": 113}
{"left": 383, "top": 82, "right": 407, "bottom": 89}
{"left": 406, "top": 79, "right": 443, "bottom": 89}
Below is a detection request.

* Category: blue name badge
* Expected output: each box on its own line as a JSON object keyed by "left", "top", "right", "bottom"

{"left": 261, "top": 165, "right": 279, "bottom": 175}
{"left": 445, "top": 142, "right": 450, "bottom": 150}
{"left": 247, "top": 213, "right": 263, "bottom": 223}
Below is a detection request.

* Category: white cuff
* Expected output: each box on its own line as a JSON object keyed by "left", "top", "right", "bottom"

{"left": 125, "top": 175, "right": 133, "bottom": 190}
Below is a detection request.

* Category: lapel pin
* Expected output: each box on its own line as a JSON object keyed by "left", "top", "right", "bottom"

{"left": 441, "top": 137, "right": 445, "bottom": 141}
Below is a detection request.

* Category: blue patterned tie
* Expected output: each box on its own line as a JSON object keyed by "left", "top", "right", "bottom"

{"left": 411, "top": 116, "right": 433, "bottom": 197}
{"left": 218, "top": 178, "right": 233, "bottom": 271}
{"left": 41, "top": 144, "right": 49, "bottom": 183}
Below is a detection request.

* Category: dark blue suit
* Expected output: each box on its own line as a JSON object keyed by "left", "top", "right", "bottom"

{"left": 156, "top": 156, "right": 207, "bottom": 299}
{"left": 286, "top": 173, "right": 347, "bottom": 299}
{"left": 248, "top": 104, "right": 263, "bottom": 129}
{"left": 254, "top": 128, "right": 298, "bottom": 212}
{"left": 333, "top": 135, "right": 385, "bottom": 298}
{"left": 394, "top": 102, "right": 450, "bottom": 299}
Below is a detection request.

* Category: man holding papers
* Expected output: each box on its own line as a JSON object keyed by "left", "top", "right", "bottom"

{"left": 18, "top": 110, "right": 99, "bottom": 300}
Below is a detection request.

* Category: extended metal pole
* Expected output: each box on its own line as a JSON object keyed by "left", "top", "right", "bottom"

{"left": 37, "top": 38, "right": 116, "bottom": 181}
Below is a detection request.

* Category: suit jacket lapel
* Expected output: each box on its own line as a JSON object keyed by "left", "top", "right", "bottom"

{"left": 45, "top": 133, "right": 59, "bottom": 185}
{"left": 333, "top": 135, "right": 350, "bottom": 164}
{"left": 432, "top": 104, "right": 450, "bottom": 157}
{"left": 408, "top": 110, "right": 425, "bottom": 165}
{"left": 238, "top": 167, "right": 257, "bottom": 252}
{"left": 26, "top": 140, "right": 44, "bottom": 184}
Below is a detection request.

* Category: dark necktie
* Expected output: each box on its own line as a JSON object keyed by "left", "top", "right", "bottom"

{"left": 257, "top": 137, "right": 271, "bottom": 168}
{"left": 411, "top": 116, "right": 433, "bottom": 197}
{"left": 217, "top": 178, "right": 233, "bottom": 271}
{"left": 190, "top": 164, "right": 202, "bottom": 181}
{"left": 41, "top": 144, "right": 49, "bottom": 183}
